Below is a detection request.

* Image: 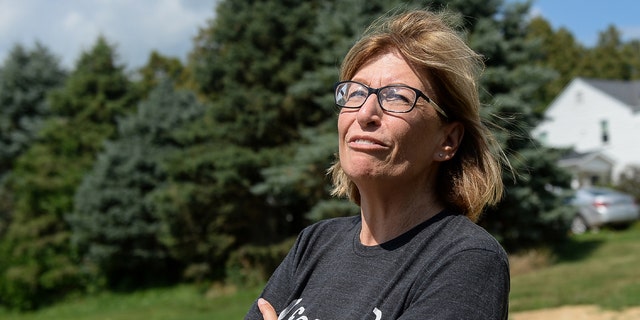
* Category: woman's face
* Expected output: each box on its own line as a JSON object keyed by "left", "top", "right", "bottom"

{"left": 337, "top": 51, "right": 461, "bottom": 189}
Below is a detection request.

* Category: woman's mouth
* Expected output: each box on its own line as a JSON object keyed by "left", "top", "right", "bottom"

{"left": 347, "top": 136, "right": 388, "bottom": 150}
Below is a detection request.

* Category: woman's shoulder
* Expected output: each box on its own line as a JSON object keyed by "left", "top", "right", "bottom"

{"left": 300, "top": 215, "right": 360, "bottom": 236}
{"left": 430, "top": 210, "right": 507, "bottom": 257}
{"left": 289, "top": 215, "right": 360, "bottom": 255}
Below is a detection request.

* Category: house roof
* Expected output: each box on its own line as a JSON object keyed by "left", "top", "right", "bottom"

{"left": 582, "top": 78, "right": 640, "bottom": 112}
{"left": 558, "top": 150, "right": 615, "bottom": 170}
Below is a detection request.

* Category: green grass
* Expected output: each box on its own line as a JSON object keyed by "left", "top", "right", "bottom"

{"left": 0, "top": 285, "right": 262, "bottom": 320}
{"left": 509, "top": 222, "right": 640, "bottom": 312}
{"left": 2, "top": 223, "right": 639, "bottom": 319}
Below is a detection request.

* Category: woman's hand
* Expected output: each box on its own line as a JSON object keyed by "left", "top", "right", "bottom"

{"left": 258, "top": 298, "right": 278, "bottom": 320}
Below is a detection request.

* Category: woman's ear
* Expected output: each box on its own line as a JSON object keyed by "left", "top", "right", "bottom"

{"left": 434, "top": 122, "right": 464, "bottom": 161}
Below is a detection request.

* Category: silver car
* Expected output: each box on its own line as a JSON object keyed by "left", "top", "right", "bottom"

{"left": 569, "top": 187, "right": 640, "bottom": 234}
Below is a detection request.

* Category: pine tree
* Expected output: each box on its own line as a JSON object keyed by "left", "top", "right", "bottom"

{"left": 136, "top": 51, "right": 189, "bottom": 97}
{"left": 0, "top": 43, "right": 66, "bottom": 177}
{"left": 468, "top": 1, "right": 573, "bottom": 251}
{"left": 0, "top": 44, "right": 66, "bottom": 238}
{"left": 0, "top": 37, "right": 137, "bottom": 310}
{"left": 68, "top": 81, "right": 206, "bottom": 288}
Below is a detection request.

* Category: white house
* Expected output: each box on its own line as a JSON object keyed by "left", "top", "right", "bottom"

{"left": 533, "top": 77, "right": 640, "bottom": 187}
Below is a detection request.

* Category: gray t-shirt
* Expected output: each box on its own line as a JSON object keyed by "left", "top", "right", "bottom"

{"left": 245, "top": 210, "right": 509, "bottom": 319}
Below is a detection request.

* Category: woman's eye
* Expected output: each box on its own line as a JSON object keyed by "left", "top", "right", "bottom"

{"left": 384, "top": 89, "right": 412, "bottom": 104}
{"left": 388, "top": 93, "right": 410, "bottom": 102}
{"left": 348, "top": 89, "right": 368, "bottom": 99}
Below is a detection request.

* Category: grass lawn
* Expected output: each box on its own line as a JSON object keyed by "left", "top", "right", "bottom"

{"left": 2, "top": 223, "right": 639, "bottom": 319}
{"left": 0, "top": 285, "right": 262, "bottom": 320}
{"left": 509, "top": 222, "right": 640, "bottom": 313}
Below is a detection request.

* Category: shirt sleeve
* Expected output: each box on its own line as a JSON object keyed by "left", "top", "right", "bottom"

{"left": 398, "top": 248, "right": 510, "bottom": 320}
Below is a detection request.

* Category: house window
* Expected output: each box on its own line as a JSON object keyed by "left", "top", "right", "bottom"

{"left": 537, "top": 131, "right": 548, "bottom": 144}
{"left": 600, "top": 119, "right": 609, "bottom": 144}
{"left": 576, "top": 90, "right": 583, "bottom": 103}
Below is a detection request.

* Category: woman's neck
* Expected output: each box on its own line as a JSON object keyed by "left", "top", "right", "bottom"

{"left": 357, "top": 183, "right": 443, "bottom": 246}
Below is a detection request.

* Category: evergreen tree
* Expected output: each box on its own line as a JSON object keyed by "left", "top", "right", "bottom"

{"left": 0, "top": 44, "right": 66, "bottom": 238}
{"left": 68, "top": 81, "right": 206, "bottom": 288}
{"left": 0, "top": 37, "right": 137, "bottom": 310}
{"left": 0, "top": 43, "right": 66, "bottom": 177}
{"left": 136, "top": 51, "right": 189, "bottom": 97}
{"left": 468, "top": 1, "right": 573, "bottom": 251}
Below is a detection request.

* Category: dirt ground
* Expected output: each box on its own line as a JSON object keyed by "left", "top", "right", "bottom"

{"left": 512, "top": 305, "right": 640, "bottom": 320}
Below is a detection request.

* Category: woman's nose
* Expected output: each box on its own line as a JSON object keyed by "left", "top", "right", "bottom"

{"left": 356, "top": 94, "right": 383, "bottom": 127}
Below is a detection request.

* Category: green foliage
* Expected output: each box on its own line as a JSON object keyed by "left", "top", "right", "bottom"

{"left": 579, "top": 26, "right": 631, "bottom": 79}
{"left": 136, "top": 51, "right": 189, "bottom": 98}
{"left": 68, "top": 81, "right": 206, "bottom": 289}
{"left": 0, "top": 43, "right": 66, "bottom": 176}
{"left": 252, "top": 122, "right": 345, "bottom": 223}
{"left": 0, "top": 37, "right": 136, "bottom": 310}
{"left": 0, "top": 43, "right": 66, "bottom": 241}
{"left": 526, "top": 16, "right": 640, "bottom": 113}
{"left": 469, "top": 1, "right": 573, "bottom": 251}
{"left": 191, "top": 0, "right": 343, "bottom": 146}
{"left": 187, "top": 0, "right": 337, "bottom": 250}
{"left": 526, "top": 17, "right": 585, "bottom": 112}
{"left": 225, "top": 237, "right": 296, "bottom": 287}
{"left": 153, "top": 138, "right": 265, "bottom": 280}
{"left": 622, "top": 40, "right": 640, "bottom": 79}
{"left": 616, "top": 166, "right": 640, "bottom": 202}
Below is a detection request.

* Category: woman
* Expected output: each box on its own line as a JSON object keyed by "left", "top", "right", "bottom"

{"left": 246, "top": 9, "right": 509, "bottom": 320}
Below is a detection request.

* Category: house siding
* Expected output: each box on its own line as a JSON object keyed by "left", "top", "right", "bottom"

{"left": 534, "top": 78, "right": 640, "bottom": 182}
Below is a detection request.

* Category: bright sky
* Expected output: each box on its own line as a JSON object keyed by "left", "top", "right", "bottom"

{"left": 0, "top": 0, "right": 218, "bottom": 70}
{"left": 1, "top": 0, "right": 639, "bottom": 71}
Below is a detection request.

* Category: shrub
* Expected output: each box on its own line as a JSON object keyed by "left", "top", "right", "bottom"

{"left": 225, "top": 238, "right": 296, "bottom": 287}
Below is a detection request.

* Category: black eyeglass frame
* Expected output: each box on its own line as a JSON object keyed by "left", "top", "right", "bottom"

{"left": 333, "top": 80, "right": 448, "bottom": 118}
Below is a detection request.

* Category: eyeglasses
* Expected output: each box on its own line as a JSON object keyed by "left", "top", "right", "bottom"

{"left": 334, "top": 80, "right": 447, "bottom": 117}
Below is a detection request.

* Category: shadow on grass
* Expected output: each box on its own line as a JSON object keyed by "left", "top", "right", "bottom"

{"left": 552, "top": 236, "right": 604, "bottom": 263}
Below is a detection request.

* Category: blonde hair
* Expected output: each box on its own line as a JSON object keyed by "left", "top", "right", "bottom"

{"left": 329, "top": 10, "right": 505, "bottom": 222}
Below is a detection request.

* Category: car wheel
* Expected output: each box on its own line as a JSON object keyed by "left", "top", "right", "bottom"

{"left": 571, "top": 216, "right": 588, "bottom": 235}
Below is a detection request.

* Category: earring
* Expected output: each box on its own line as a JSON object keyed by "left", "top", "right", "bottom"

{"left": 439, "top": 153, "right": 444, "bottom": 158}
